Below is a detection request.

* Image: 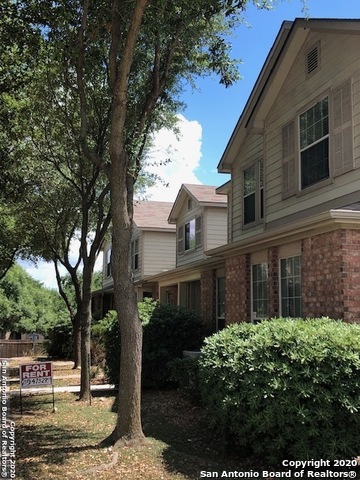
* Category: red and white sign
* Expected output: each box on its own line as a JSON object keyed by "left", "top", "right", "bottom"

{"left": 19, "top": 362, "right": 53, "bottom": 388}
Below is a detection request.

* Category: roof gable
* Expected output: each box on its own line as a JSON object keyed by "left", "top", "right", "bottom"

{"left": 168, "top": 184, "right": 227, "bottom": 223}
{"left": 218, "top": 18, "right": 360, "bottom": 172}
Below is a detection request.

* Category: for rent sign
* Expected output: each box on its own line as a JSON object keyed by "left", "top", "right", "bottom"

{"left": 19, "top": 362, "right": 53, "bottom": 388}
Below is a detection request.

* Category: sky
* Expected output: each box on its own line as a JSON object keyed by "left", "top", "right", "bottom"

{"left": 19, "top": 0, "right": 360, "bottom": 289}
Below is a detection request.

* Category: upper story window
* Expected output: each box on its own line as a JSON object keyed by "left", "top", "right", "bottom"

{"left": 177, "top": 215, "right": 202, "bottom": 255}
{"left": 300, "top": 97, "right": 329, "bottom": 189}
{"left": 185, "top": 219, "right": 196, "bottom": 250}
{"left": 106, "top": 249, "right": 112, "bottom": 277}
{"left": 282, "top": 80, "right": 353, "bottom": 198}
{"left": 243, "top": 160, "right": 263, "bottom": 226}
{"left": 131, "top": 239, "right": 139, "bottom": 271}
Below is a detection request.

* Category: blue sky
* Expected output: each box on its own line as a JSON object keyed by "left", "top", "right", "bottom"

{"left": 179, "top": 0, "right": 360, "bottom": 187}
{"left": 20, "top": 0, "right": 360, "bottom": 288}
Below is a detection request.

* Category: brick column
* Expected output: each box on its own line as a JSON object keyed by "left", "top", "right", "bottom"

{"left": 302, "top": 230, "right": 344, "bottom": 320}
{"left": 225, "top": 254, "right": 251, "bottom": 324}
{"left": 341, "top": 229, "right": 360, "bottom": 323}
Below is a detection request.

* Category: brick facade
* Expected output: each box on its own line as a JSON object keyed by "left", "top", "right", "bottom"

{"left": 302, "top": 229, "right": 360, "bottom": 322}
{"left": 220, "top": 229, "right": 360, "bottom": 325}
{"left": 225, "top": 253, "right": 251, "bottom": 324}
{"left": 341, "top": 230, "right": 360, "bottom": 323}
{"left": 302, "top": 230, "right": 344, "bottom": 320}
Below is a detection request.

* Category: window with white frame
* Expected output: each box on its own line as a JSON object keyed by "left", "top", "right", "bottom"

{"left": 300, "top": 97, "right": 329, "bottom": 189}
{"left": 243, "top": 160, "right": 263, "bottom": 225}
{"left": 280, "top": 256, "right": 302, "bottom": 318}
{"left": 131, "top": 238, "right": 139, "bottom": 271}
{"left": 252, "top": 263, "right": 268, "bottom": 320}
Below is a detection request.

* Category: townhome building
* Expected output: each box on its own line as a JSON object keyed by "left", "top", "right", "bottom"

{"left": 92, "top": 201, "right": 176, "bottom": 317}
{"left": 143, "top": 184, "right": 228, "bottom": 333}
{"left": 206, "top": 18, "right": 360, "bottom": 324}
{"left": 93, "top": 186, "right": 228, "bottom": 332}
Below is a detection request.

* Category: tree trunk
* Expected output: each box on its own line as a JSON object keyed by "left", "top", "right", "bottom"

{"left": 102, "top": 150, "right": 145, "bottom": 445}
{"left": 72, "top": 312, "right": 81, "bottom": 369}
{"left": 79, "top": 262, "right": 93, "bottom": 401}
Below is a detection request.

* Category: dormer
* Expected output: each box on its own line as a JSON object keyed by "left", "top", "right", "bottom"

{"left": 168, "top": 184, "right": 227, "bottom": 267}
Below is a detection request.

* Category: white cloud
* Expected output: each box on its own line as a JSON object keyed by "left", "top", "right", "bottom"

{"left": 143, "top": 114, "right": 203, "bottom": 202}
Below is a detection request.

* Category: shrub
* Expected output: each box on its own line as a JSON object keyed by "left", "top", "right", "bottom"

{"left": 198, "top": 317, "right": 360, "bottom": 463}
{"left": 91, "top": 310, "right": 118, "bottom": 367}
{"left": 100, "top": 299, "right": 158, "bottom": 387}
{"left": 45, "top": 320, "right": 73, "bottom": 359}
{"left": 169, "top": 356, "right": 201, "bottom": 402}
{"left": 94, "top": 310, "right": 120, "bottom": 386}
{"left": 142, "top": 303, "right": 205, "bottom": 388}
{"left": 102, "top": 301, "right": 205, "bottom": 388}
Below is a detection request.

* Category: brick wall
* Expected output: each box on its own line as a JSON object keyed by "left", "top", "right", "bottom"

{"left": 225, "top": 254, "right": 251, "bottom": 324}
{"left": 222, "top": 228, "right": 360, "bottom": 325}
{"left": 200, "top": 270, "right": 216, "bottom": 333}
{"left": 302, "top": 230, "right": 344, "bottom": 320}
{"left": 341, "top": 229, "right": 360, "bottom": 323}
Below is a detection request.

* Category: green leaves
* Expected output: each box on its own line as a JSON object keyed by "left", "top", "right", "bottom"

{"left": 0, "top": 263, "right": 69, "bottom": 335}
{"left": 199, "top": 318, "right": 360, "bottom": 462}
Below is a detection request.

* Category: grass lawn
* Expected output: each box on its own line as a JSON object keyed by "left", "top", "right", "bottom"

{"left": 8, "top": 359, "right": 260, "bottom": 480}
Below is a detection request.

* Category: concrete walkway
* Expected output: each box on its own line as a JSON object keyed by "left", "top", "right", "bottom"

{"left": 10, "top": 383, "right": 115, "bottom": 396}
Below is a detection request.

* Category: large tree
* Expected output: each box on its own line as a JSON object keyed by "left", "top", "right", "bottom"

{"left": 3, "top": 0, "right": 305, "bottom": 444}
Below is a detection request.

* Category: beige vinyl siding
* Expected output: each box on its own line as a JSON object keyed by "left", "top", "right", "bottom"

{"left": 205, "top": 207, "right": 228, "bottom": 251}
{"left": 265, "top": 31, "right": 360, "bottom": 224}
{"left": 231, "top": 134, "right": 264, "bottom": 242}
{"left": 142, "top": 231, "right": 176, "bottom": 277}
{"left": 227, "top": 191, "right": 233, "bottom": 242}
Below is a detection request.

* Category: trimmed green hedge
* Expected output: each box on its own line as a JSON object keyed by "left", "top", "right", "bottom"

{"left": 198, "top": 317, "right": 360, "bottom": 463}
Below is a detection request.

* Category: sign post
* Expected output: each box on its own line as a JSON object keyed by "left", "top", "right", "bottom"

{"left": 19, "top": 362, "right": 54, "bottom": 414}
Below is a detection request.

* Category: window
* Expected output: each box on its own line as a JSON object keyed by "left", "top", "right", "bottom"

{"left": 178, "top": 215, "right": 202, "bottom": 255}
{"left": 106, "top": 249, "right": 111, "bottom": 277}
{"left": 243, "top": 160, "right": 263, "bottom": 225}
{"left": 280, "top": 256, "right": 302, "bottom": 318}
{"left": 282, "top": 81, "right": 353, "bottom": 197}
{"left": 252, "top": 263, "right": 268, "bottom": 320}
{"left": 300, "top": 97, "right": 329, "bottom": 189}
{"left": 131, "top": 239, "right": 139, "bottom": 271}
{"left": 216, "top": 277, "right": 226, "bottom": 331}
{"left": 185, "top": 219, "right": 196, "bottom": 251}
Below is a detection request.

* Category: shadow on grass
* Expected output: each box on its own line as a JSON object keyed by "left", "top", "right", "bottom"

{"left": 14, "top": 421, "right": 101, "bottom": 479}
{"left": 141, "top": 389, "right": 243, "bottom": 479}
{"left": 11, "top": 393, "right": 109, "bottom": 480}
